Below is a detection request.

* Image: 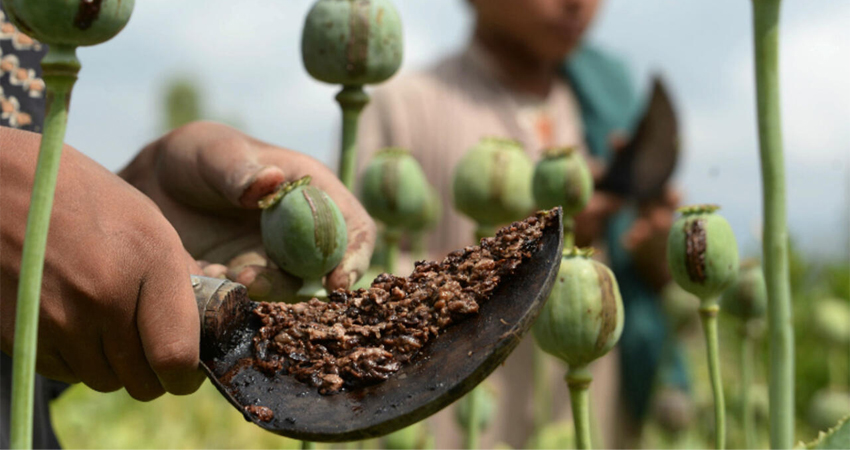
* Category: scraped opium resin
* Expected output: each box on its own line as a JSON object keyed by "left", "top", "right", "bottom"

{"left": 251, "top": 210, "right": 557, "bottom": 394}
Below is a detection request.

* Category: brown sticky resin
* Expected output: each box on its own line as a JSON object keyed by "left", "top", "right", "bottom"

{"left": 684, "top": 218, "right": 707, "bottom": 283}
{"left": 74, "top": 0, "right": 104, "bottom": 30}
{"left": 593, "top": 263, "right": 618, "bottom": 353}
{"left": 244, "top": 405, "right": 275, "bottom": 422}
{"left": 250, "top": 210, "right": 557, "bottom": 394}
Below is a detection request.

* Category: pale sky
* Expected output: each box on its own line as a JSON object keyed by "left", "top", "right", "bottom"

{"left": 62, "top": 0, "right": 849, "bottom": 259}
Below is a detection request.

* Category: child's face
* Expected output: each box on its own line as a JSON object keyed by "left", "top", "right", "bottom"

{"left": 472, "top": 0, "right": 601, "bottom": 62}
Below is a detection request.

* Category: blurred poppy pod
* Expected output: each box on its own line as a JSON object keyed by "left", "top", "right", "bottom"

{"left": 666, "top": 204, "right": 739, "bottom": 301}
{"left": 407, "top": 186, "right": 442, "bottom": 233}
{"left": 661, "top": 281, "right": 700, "bottom": 333}
{"left": 807, "top": 388, "right": 850, "bottom": 432}
{"left": 301, "top": 0, "right": 403, "bottom": 86}
{"left": 452, "top": 137, "right": 535, "bottom": 228}
{"left": 721, "top": 259, "right": 767, "bottom": 322}
{"left": 2, "top": 0, "right": 134, "bottom": 47}
{"left": 360, "top": 147, "right": 430, "bottom": 230}
{"left": 812, "top": 298, "right": 850, "bottom": 347}
{"left": 260, "top": 176, "right": 348, "bottom": 299}
{"left": 532, "top": 248, "right": 624, "bottom": 367}
{"left": 652, "top": 387, "right": 696, "bottom": 435}
{"left": 532, "top": 146, "right": 593, "bottom": 217}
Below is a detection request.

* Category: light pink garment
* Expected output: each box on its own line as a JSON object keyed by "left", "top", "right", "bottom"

{"left": 358, "top": 43, "right": 585, "bottom": 255}
{"left": 357, "top": 44, "right": 619, "bottom": 449}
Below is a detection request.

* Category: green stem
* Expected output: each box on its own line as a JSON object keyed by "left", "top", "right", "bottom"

{"left": 533, "top": 344, "right": 551, "bottom": 433}
{"left": 566, "top": 365, "right": 593, "bottom": 450}
{"left": 740, "top": 325, "right": 755, "bottom": 450}
{"left": 301, "top": 441, "right": 316, "bottom": 450}
{"left": 335, "top": 85, "right": 369, "bottom": 190}
{"left": 10, "top": 45, "right": 80, "bottom": 450}
{"left": 700, "top": 302, "right": 726, "bottom": 450}
{"left": 384, "top": 229, "right": 400, "bottom": 274}
{"left": 296, "top": 277, "right": 327, "bottom": 299}
{"left": 563, "top": 217, "right": 575, "bottom": 250}
{"left": 752, "top": 1, "right": 794, "bottom": 448}
{"left": 465, "top": 387, "right": 482, "bottom": 450}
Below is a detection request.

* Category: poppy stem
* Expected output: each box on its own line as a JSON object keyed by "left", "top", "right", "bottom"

{"left": 566, "top": 364, "right": 593, "bottom": 449}
{"left": 740, "top": 324, "right": 755, "bottom": 450}
{"left": 465, "top": 386, "right": 482, "bottom": 449}
{"left": 751, "top": 1, "right": 794, "bottom": 447}
{"left": 10, "top": 44, "right": 79, "bottom": 450}
{"left": 336, "top": 85, "right": 370, "bottom": 190}
{"left": 700, "top": 301, "right": 725, "bottom": 449}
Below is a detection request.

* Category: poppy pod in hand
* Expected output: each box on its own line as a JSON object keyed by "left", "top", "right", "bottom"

{"left": 260, "top": 176, "right": 348, "bottom": 299}
{"left": 452, "top": 137, "right": 535, "bottom": 228}
{"left": 666, "top": 204, "right": 739, "bottom": 301}
{"left": 532, "top": 248, "right": 624, "bottom": 367}
{"left": 2, "top": 0, "right": 134, "bottom": 46}
{"left": 532, "top": 146, "right": 593, "bottom": 217}
{"left": 360, "top": 147, "right": 430, "bottom": 230}
{"left": 301, "top": 0, "right": 403, "bottom": 86}
{"left": 721, "top": 259, "right": 767, "bottom": 322}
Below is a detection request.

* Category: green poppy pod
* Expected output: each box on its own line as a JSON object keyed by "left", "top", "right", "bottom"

{"left": 2, "top": 0, "right": 134, "bottom": 47}
{"left": 452, "top": 137, "right": 535, "bottom": 228}
{"left": 532, "top": 146, "right": 593, "bottom": 218}
{"left": 360, "top": 147, "right": 430, "bottom": 230}
{"left": 812, "top": 298, "right": 850, "bottom": 347}
{"left": 666, "top": 204, "right": 739, "bottom": 301}
{"left": 301, "top": 0, "right": 403, "bottom": 86}
{"left": 455, "top": 383, "right": 497, "bottom": 432}
{"left": 721, "top": 259, "right": 767, "bottom": 322}
{"left": 532, "top": 248, "right": 625, "bottom": 368}
{"left": 260, "top": 176, "right": 348, "bottom": 299}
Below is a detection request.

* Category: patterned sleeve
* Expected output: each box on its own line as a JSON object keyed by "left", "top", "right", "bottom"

{"left": 0, "top": 5, "right": 47, "bottom": 133}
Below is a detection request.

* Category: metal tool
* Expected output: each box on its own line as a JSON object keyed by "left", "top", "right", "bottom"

{"left": 191, "top": 209, "right": 563, "bottom": 442}
{"left": 596, "top": 76, "right": 680, "bottom": 201}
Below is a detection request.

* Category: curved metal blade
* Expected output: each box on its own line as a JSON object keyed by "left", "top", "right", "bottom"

{"left": 596, "top": 76, "right": 679, "bottom": 201}
{"left": 194, "top": 209, "right": 563, "bottom": 442}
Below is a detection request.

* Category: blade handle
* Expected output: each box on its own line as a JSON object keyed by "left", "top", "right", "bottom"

{"left": 191, "top": 275, "right": 250, "bottom": 346}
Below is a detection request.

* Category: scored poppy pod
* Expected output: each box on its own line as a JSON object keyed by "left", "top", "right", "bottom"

{"left": 260, "top": 176, "right": 348, "bottom": 300}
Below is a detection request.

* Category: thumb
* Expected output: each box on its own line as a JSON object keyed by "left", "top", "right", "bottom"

{"left": 194, "top": 154, "right": 286, "bottom": 209}
{"left": 158, "top": 123, "right": 286, "bottom": 210}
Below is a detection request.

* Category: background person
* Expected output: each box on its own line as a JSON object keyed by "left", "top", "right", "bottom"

{"left": 358, "top": 0, "right": 686, "bottom": 447}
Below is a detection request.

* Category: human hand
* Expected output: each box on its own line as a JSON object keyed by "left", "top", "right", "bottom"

{"left": 0, "top": 128, "right": 205, "bottom": 399}
{"left": 120, "top": 122, "right": 377, "bottom": 303}
{"left": 622, "top": 186, "right": 681, "bottom": 291}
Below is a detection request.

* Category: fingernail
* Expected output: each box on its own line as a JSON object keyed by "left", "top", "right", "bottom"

{"left": 239, "top": 166, "right": 285, "bottom": 208}
{"left": 348, "top": 272, "right": 358, "bottom": 288}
